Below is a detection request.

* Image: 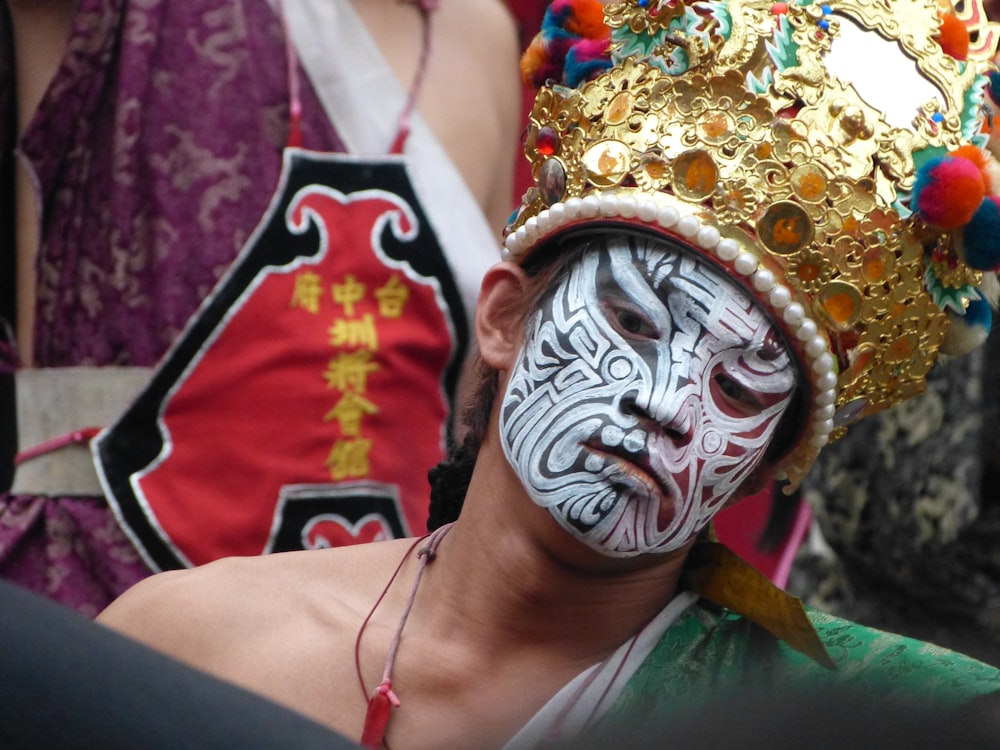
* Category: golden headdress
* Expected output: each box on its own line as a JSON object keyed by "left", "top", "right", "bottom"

{"left": 507, "top": 0, "right": 1000, "bottom": 490}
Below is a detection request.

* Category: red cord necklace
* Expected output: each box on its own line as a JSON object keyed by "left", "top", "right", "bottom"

{"left": 354, "top": 523, "right": 453, "bottom": 748}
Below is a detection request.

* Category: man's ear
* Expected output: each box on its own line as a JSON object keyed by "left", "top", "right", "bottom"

{"left": 475, "top": 261, "right": 531, "bottom": 371}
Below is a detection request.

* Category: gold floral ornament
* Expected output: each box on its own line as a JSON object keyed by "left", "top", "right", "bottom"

{"left": 507, "top": 0, "right": 1000, "bottom": 491}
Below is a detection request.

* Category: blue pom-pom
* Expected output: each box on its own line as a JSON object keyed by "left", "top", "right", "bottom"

{"left": 911, "top": 155, "right": 944, "bottom": 203}
{"left": 989, "top": 70, "right": 1000, "bottom": 105}
{"left": 942, "top": 296, "right": 992, "bottom": 355}
{"left": 564, "top": 44, "right": 613, "bottom": 87}
{"left": 966, "top": 295, "right": 993, "bottom": 332}
{"left": 960, "top": 198, "right": 1000, "bottom": 271}
{"left": 542, "top": 12, "right": 578, "bottom": 42}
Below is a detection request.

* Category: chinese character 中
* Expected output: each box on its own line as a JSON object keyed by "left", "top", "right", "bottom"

{"left": 331, "top": 273, "right": 366, "bottom": 316}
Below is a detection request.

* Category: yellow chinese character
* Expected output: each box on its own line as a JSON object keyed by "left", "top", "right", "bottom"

{"left": 323, "top": 350, "right": 380, "bottom": 393}
{"left": 323, "top": 391, "right": 379, "bottom": 437}
{"left": 326, "top": 437, "right": 373, "bottom": 480}
{"left": 328, "top": 313, "right": 378, "bottom": 350}
{"left": 374, "top": 275, "right": 410, "bottom": 318}
{"left": 331, "top": 273, "right": 366, "bottom": 316}
{"left": 290, "top": 270, "right": 323, "bottom": 314}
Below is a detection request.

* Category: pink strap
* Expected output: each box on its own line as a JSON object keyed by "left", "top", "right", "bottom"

{"left": 275, "top": 0, "right": 303, "bottom": 148}
{"left": 771, "top": 498, "right": 813, "bottom": 590}
{"left": 389, "top": 1, "right": 436, "bottom": 154}
{"left": 14, "top": 427, "right": 101, "bottom": 465}
{"left": 378, "top": 523, "right": 451, "bottom": 682}
{"left": 275, "top": 0, "right": 437, "bottom": 154}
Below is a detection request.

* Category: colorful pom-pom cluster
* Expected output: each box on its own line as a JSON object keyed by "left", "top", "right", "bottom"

{"left": 520, "top": 0, "right": 612, "bottom": 89}
{"left": 913, "top": 146, "right": 1000, "bottom": 272}
{"left": 912, "top": 141, "right": 1000, "bottom": 353}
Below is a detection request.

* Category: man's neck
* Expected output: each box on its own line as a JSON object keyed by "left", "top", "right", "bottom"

{"left": 412, "top": 443, "right": 691, "bottom": 666}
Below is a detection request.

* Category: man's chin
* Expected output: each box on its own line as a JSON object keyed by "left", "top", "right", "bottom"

{"left": 567, "top": 504, "right": 684, "bottom": 559}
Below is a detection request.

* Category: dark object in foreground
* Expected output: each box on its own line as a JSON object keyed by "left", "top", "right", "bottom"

{"left": 0, "top": 580, "right": 357, "bottom": 750}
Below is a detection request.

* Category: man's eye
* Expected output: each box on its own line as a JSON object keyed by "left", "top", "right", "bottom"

{"left": 618, "top": 310, "right": 644, "bottom": 334}
{"left": 606, "top": 302, "right": 658, "bottom": 339}
{"left": 716, "top": 375, "right": 746, "bottom": 401}
{"left": 713, "top": 373, "right": 762, "bottom": 413}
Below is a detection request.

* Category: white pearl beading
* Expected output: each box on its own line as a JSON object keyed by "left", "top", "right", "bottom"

{"left": 503, "top": 191, "right": 838, "bottom": 456}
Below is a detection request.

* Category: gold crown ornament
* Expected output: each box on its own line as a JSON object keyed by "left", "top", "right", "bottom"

{"left": 506, "top": 0, "right": 1000, "bottom": 490}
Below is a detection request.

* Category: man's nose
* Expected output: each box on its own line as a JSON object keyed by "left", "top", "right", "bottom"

{"left": 619, "top": 388, "right": 693, "bottom": 446}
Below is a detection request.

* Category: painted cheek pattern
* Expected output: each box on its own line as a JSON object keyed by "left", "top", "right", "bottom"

{"left": 644, "top": 349, "right": 793, "bottom": 545}
{"left": 638, "top": 283, "right": 796, "bottom": 547}
{"left": 501, "top": 252, "right": 657, "bottom": 554}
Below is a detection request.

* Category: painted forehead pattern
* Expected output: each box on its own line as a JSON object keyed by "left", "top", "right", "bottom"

{"left": 584, "top": 234, "right": 796, "bottom": 372}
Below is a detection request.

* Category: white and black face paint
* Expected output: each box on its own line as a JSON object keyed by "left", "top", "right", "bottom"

{"left": 499, "top": 236, "right": 798, "bottom": 557}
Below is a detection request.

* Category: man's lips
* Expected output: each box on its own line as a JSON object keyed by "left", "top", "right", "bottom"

{"left": 583, "top": 440, "right": 679, "bottom": 529}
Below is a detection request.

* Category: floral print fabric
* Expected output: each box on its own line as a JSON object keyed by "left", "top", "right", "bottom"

{"left": 1, "top": 0, "right": 343, "bottom": 614}
{"left": 791, "top": 332, "right": 1000, "bottom": 667}
{"left": 606, "top": 599, "right": 1000, "bottom": 726}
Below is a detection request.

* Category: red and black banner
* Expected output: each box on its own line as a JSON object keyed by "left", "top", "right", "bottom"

{"left": 95, "top": 150, "right": 467, "bottom": 570}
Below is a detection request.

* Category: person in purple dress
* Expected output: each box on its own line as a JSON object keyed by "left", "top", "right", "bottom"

{"left": 1, "top": 0, "right": 520, "bottom": 615}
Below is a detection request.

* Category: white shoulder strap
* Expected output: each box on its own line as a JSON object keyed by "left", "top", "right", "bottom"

{"left": 276, "top": 0, "right": 501, "bottom": 326}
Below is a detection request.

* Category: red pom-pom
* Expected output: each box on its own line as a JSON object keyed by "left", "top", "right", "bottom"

{"left": 562, "top": 0, "right": 609, "bottom": 39}
{"left": 937, "top": 13, "right": 970, "bottom": 61}
{"left": 915, "top": 156, "right": 986, "bottom": 229}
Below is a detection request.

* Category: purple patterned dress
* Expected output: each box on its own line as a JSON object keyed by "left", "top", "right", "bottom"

{"left": 1, "top": 0, "right": 344, "bottom": 616}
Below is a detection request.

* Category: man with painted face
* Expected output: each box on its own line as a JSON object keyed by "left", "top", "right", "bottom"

{"left": 98, "top": 1, "right": 1000, "bottom": 747}
{"left": 498, "top": 233, "right": 798, "bottom": 557}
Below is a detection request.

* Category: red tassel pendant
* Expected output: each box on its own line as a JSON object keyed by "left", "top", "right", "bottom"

{"left": 354, "top": 526, "right": 451, "bottom": 748}
{"left": 360, "top": 680, "right": 400, "bottom": 748}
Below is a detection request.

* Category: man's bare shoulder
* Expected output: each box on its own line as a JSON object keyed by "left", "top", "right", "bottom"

{"left": 438, "top": 0, "right": 519, "bottom": 51}
{"left": 97, "top": 539, "right": 418, "bottom": 667}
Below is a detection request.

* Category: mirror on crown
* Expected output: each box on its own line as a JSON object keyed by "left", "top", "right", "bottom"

{"left": 824, "top": 12, "right": 945, "bottom": 131}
